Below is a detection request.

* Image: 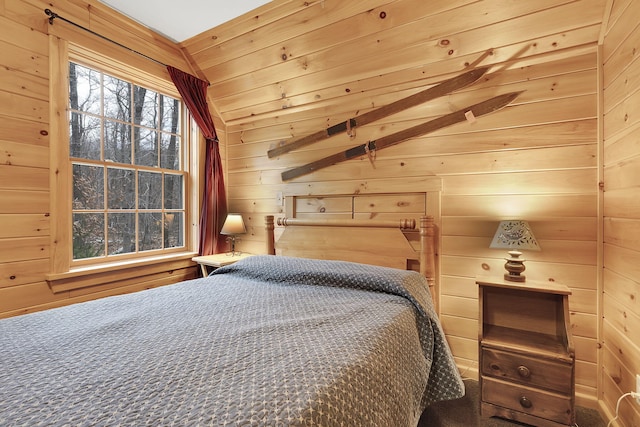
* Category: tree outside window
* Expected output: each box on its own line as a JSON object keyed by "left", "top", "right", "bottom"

{"left": 69, "top": 62, "right": 185, "bottom": 260}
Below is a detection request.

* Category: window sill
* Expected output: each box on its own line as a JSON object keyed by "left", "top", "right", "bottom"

{"left": 47, "top": 252, "right": 198, "bottom": 293}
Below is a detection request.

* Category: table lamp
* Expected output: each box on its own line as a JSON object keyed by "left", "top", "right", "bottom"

{"left": 220, "top": 214, "right": 246, "bottom": 255}
{"left": 490, "top": 220, "right": 540, "bottom": 282}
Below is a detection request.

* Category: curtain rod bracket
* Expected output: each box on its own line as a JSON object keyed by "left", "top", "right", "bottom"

{"left": 44, "top": 8, "right": 57, "bottom": 25}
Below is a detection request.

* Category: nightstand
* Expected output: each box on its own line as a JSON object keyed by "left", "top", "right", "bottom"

{"left": 192, "top": 253, "right": 253, "bottom": 277}
{"left": 476, "top": 277, "right": 575, "bottom": 427}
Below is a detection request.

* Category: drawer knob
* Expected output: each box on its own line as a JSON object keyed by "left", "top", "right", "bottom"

{"left": 519, "top": 396, "right": 532, "bottom": 409}
{"left": 517, "top": 365, "right": 531, "bottom": 378}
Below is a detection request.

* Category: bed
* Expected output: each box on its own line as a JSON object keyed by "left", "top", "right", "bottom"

{"left": 0, "top": 212, "right": 464, "bottom": 426}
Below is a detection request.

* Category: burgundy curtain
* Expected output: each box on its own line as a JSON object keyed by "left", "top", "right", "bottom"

{"left": 167, "top": 66, "right": 227, "bottom": 255}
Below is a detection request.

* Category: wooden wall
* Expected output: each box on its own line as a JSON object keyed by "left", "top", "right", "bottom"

{"left": 601, "top": 0, "right": 640, "bottom": 425}
{"left": 182, "top": 0, "right": 605, "bottom": 406}
{"left": 0, "top": 0, "right": 201, "bottom": 318}
{"left": 5, "top": 0, "right": 637, "bottom": 422}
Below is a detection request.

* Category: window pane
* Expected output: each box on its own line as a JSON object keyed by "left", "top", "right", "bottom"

{"left": 134, "top": 127, "right": 158, "bottom": 167}
{"left": 138, "top": 171, "right": 162, "bottom": 209}
{"left": 139, "top": 212, "right": 162, "bottom": 251}
{"left": 69, "top": 60, "right": 186, "bottom": 263}
{"left": 134, "top": 85, "right": 159, "bottom": 128}
{"left": 164, "top": 174, "right": 183, "bottom": 209}
{"left": 108, "top": 213, "right": 136, "bottom": 255}
{"left": 160, "top": 133, "right": 180, "bottom": 170}
{"left": 104, "top": 120, "right": 132, "bottom": 164}
{"left": 69, "top": 63, "right": 100, "bottom": 115}
{"left": 107, "top": 168, "right": 135, "bottom": 209}
{"left": 73, "top": 164, "right": 104, "bottom": 209}
{"left": 69, "top": 113, "right": 101, "bottom": 160}
{"left": 73, "top": 213, "right": 105, "bottom": 259}
{"left": 164, "top": 212, "right": 183, "bottom": 248}
{"left": 161, "top": 96, "right": 180, "bottom": 133}
{"left": 103, "top": 75, "right": 131, "bottom": 122}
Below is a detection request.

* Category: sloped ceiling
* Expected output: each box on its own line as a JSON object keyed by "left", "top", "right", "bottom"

{"left": 96, "top": 0, "right": 610, "bottom": 130}
{"left": 97, "top": 0, "right": 271, "bottom": 42}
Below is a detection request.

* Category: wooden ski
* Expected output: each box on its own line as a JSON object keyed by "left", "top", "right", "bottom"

{"left": 268, "top": 66, "right": 490, "bottom": 158}
{"left": 281, "top": 91, "right": 522, "bottom": 181}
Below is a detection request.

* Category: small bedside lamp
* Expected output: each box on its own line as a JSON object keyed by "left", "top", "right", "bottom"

{"left": 220, "top": 214, "right": 246, "bottom": 256}
{"left": 490, "top": 220, "right": 540, "bottom": 282}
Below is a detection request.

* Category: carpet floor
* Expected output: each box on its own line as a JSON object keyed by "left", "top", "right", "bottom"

{"left": 419, "top": 378, "right": 606, "bottom": 427}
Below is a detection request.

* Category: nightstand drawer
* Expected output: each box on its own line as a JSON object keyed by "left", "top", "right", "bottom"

{"left": 481, "top": 347, "right": 573, "bottom": 394}
{"left": 482, "top": 377, "right": 573, "bottom": 425}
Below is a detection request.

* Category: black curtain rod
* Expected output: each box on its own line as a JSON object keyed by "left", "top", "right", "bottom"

{"left": 44, "top": 8, "right": 168, "bottom": 68}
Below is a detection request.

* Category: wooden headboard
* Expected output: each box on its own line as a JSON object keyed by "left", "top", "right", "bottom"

{"left": 262, "top": 190, "right": 441, "bottom": 307}
{"left": 264, "top": 214, "right": 438, "bottom": 307}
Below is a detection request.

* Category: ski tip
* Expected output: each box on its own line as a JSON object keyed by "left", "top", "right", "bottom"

{"left": 507, "top": 90, "right": 526, "bottom": 100}
{"left": 473, "top": 65, "right": 492, "bottom": 75}
{"left": 463, "top": 65, "right": 491, "bottom": 79}
{"left": 492, "top": 91, "right": 525, "bottom": 108}
{"left": 488, "top": 91, "right": 525, "bottom": 111}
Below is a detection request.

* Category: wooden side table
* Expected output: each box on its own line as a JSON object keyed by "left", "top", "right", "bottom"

{"left": 192, "top": 253, "right": 253, "bottom": 277}
{"left": 477, "top": 276, "right": 575, "bottom": 427}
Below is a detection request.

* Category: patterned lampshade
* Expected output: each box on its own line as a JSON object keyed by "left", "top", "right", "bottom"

{"left": 490, "top": 220, "right": 539, "bottom": 282}
{"left": 489, "top": 220, "right": 540, "bottom": 251}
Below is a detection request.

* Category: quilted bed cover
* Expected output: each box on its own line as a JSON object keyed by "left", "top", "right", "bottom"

{"left": 0, "top": 255, "right": 464, "bottom": 426}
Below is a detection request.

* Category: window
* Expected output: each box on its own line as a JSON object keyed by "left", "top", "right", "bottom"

{"left": 68, "top": 62, "right": 186, "bottom": 262}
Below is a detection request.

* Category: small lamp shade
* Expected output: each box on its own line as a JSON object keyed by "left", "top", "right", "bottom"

{"left": 220, "top": 214, "right": 246, "bottom": 255}
{"left": 490, "top": 220, "right": 540, "bottom": 282}
{"left": 221, "top": 214, "right": 246, "bottom": 235}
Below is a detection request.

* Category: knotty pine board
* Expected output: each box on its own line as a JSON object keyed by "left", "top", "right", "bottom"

{"left": 204, "top": 1, "right": 603, "bottom": 106}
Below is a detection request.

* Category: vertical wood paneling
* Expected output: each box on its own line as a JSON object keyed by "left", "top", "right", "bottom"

{"left": 601, "top": 0, "right": 640, "bottom": 424}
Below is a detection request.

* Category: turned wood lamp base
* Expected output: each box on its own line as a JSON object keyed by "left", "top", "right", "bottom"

{"left": 503, "top": 250, "right": 527, "bottom": 282}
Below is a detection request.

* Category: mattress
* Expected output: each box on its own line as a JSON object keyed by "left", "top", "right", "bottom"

{"left": 0, "top": 255, "right": 464, "bottom": 426}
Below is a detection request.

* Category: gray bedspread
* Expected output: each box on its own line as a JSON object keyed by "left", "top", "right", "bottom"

{"left": 0, "top": 255, "right": 464, "bottom": 426}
